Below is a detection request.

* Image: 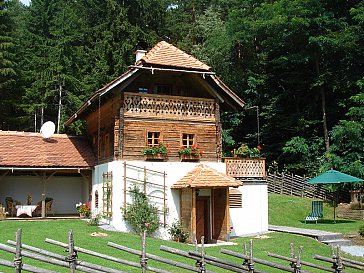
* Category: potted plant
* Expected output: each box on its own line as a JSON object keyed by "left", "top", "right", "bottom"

{"left": 76, "top": 202, "right": 91, "bottom": 218}
{"left": 232, "top": 144, "right": 261, "bottom": 158}
{"left": 178, "top": 145, "right": 203, "bottom": 161}
{"left": 142, "top": 139, "right": 171, "bottom": 160}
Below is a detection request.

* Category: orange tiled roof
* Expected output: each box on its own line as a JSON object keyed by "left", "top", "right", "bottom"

{"left": 138, "top": 41, "right": 211, "bottom": 71}
{"left": 0, "top": 131, "right": 96, "bottom": 168}
{"left": 171, "top": 164, "right": 241, "bottom": 189}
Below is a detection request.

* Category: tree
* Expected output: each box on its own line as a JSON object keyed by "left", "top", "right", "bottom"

{"left": 0, "top": 0, "right": 17, "bottom": 129}
{"left": 325, "top": 93, "right": 364, "bottom": 178}
{"left": 226, "top": 0, "right": 364, "bottom": 169}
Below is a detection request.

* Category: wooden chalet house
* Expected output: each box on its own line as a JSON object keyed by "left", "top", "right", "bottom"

{"left": 65, "top": 41, "right": 268, "bottom": 243}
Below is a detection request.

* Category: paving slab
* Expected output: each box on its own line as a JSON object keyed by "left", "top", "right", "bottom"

{"left": 269, "top": 225, "right": 342, "bottom": 239}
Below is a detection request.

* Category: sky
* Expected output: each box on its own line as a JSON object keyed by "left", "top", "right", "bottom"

{"left": 20, "top": 0, "right": 30, "bottom": 6}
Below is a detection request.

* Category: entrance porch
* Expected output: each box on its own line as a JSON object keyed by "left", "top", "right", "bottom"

{"left": 171, "top": 164, "right": 241, "bottom": 243}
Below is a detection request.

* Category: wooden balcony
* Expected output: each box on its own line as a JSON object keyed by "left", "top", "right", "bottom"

{"left": 123, "top": 92, "right": 216, "bottom": 122}
{"left": 225, "top": 158, "right": 266, "bottom": 179}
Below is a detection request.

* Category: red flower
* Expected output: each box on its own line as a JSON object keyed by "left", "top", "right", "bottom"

{"left": 166, "top": 143, "right": 169, "bottom": 147}
{"left": 157, "top": 138, "right": 161, "bottom": 143}
{"left": 257, "top": 145, "right": 262, "bottom": 150}
{"left": 168, "top": 149, "right": 171, "bottom": 153}
{"left": 199, "top": 150, "right": 203, "bottom": 155}
{"left": 180, "top": 146, "right": 185, "bottom": 149}
{"left": 191, "top": 144, "right": 197, "bottom": 148}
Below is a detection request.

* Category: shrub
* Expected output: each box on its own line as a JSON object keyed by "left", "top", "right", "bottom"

{"left": 88, "top": 213, "right": 101, "bottom": 226}
{"left": 122, "top": 185, "right": 160, "bottom": 235}
{"left": 168, "top": 220, "right": 189, "bottom": 243}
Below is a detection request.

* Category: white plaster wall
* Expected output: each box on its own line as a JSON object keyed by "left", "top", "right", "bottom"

{"left": 229, "top": 184, "right": 268, "bottom": 237}
{"left": 0, "top": 176, "right": 87, "bottom": 214}
{"left": 92, "top": 161, "right": 268, "bottom": 240}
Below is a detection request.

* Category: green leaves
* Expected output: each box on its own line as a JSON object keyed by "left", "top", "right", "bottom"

{"left": 122, "top": 185, "right": 160, "bottom": 236}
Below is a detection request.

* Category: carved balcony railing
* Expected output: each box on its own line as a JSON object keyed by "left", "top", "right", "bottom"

{"left": 225, "top": 158, "right": 266, "bottom": 179}
{"left": 123, "top": 92, "right": 216, "bottom": 121}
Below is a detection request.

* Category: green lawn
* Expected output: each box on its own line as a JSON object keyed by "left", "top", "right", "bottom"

{"left": 0, "top": 195, "right": 363, "bottom": 272}
{"left": 269, "top": 193, "right": 364, "bottom": 234}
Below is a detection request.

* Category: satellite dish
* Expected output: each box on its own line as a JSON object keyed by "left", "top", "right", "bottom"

{"left": 40, "top": 121, "right": 55, "bottom": 139}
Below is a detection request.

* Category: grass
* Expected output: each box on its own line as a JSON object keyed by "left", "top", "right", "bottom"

{"left": 269, "top": 193, "right": 364, "bottom": 234}
{"left": 0, "top": 195, "right": 363, "bottom": 272}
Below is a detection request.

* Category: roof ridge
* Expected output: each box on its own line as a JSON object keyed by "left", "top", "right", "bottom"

{"left": 140, "top": 41, "right": 211, "bottom": 71}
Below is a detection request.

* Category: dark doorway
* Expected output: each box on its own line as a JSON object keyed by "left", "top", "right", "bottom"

{"left": 196, "top": 196, "right": 210, "bottom": 243}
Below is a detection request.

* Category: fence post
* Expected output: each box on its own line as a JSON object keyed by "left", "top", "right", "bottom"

{"left": 332, "top": 246, "right": 344, "bottom": 273}
{"left": 140, "top": 230, "right": 148, "bottom": 273}
{"left": 289, "top": 243, "right": 302, "bottom": 273}
{"left": 67, "top": 229, "right": 77, "bottom": 273}
{"left": 247, "top": 240, "right": 255, "bottom": 272}
{"left": 196, "top": 236, "right": 206, "bottom": 273}
{"left": 14, "top": 229, "right": 22, "bottom": 273}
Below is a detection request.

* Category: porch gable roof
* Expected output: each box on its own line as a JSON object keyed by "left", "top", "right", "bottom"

{"left": 171, "top": 164, "right": 241, "bottom": 189}
{"left": 0, "top": 131, "right": 96, "bottom": 168}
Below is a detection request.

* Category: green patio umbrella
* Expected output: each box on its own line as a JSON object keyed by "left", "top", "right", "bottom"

{"left": 306, "top": 170, "right": 363, "bottom": 223}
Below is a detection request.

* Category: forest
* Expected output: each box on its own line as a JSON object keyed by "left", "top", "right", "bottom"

{"left": 0, "top": 0, "right": 363, "bottom": 178}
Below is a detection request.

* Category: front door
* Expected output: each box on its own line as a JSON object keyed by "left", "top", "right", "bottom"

{"left": 196, "top": 196, "right": 209, "bottom": 244}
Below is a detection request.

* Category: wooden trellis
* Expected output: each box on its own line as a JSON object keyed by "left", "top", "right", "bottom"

{"left": 123, "top": 161, "right": 168, "bottom": 226}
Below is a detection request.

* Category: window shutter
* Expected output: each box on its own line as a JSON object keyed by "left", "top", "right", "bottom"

{"left": 229, "top": 189, "right": 242, "bottom": 208}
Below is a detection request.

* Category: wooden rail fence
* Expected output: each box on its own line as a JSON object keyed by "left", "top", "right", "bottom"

{"left": 1, "top": 229, "right": 363, "bottom": 272}
{"left": 267, "top": 172, "right": 350, "bottom": 203}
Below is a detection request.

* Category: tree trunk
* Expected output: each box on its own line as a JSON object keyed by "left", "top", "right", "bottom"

{"left": 314, "top": 52, "right": 330, "bottom": 151}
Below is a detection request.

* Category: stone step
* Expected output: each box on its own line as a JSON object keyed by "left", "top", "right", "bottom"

{"left": 317, "top": 234, "right": 344, "bottom": 242}
{"left": 320, "top": 239, "right": 352, "bottom": 246}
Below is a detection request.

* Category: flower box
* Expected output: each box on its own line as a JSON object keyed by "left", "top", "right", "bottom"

{"left": 144, "top": 154, "right": 167, "bottom": 161}
{"left": 180, "top": 154, "right": 200, "bottom": 162}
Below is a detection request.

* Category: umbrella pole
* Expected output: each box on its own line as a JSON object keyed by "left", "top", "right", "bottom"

{"left": 333, "top": 191, "right": 338, "bottom": 224}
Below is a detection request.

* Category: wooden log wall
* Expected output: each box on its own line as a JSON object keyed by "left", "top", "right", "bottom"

{"left": 85, "top": 97, "right": 120, "bottom": 162}
{"left": 267, "top": 172, "right": 350, "bottom": 203}
{"left": 121, "top": 119, "right": 218, "bottom": 162}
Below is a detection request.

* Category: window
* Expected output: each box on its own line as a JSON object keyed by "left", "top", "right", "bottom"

{"left": 182, "top": 133, "right": 195, "bottom": 147}
{"left": 102, "top": 172, "right": 112, "bottom": 218}
{"left": 94, "top": 190, "right": 99, "bottom": 208}
{"left": 138, "top": 87, "right": 148, "bottom": 94}
{"left": 147, "top": 132, "right": 160, "bottom": 146}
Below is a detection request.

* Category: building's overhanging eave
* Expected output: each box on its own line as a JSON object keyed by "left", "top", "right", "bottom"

{"left": 129, "top": 65, "right": 215, "bottom": 76}
{"left": 0, "top": 167, "right": 93, "bottom": 172}
{"left": 209, "top": 75, "right": 246, "bottom": 110}
{"left": 64, "top": 68, "right": 140, "bottom": 126}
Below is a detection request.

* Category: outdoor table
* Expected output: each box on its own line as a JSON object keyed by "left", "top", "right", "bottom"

{"left": 15, "top": 205, "right": 38, "bottom": 217}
